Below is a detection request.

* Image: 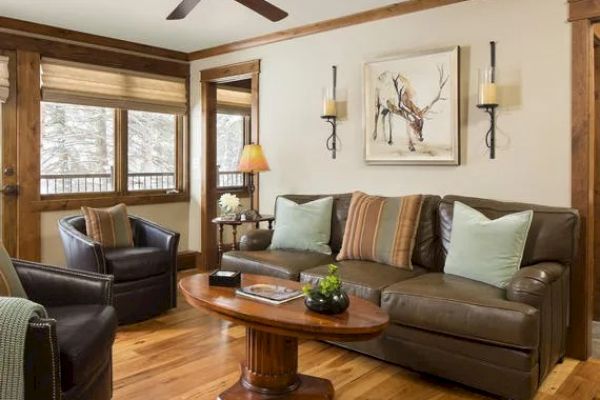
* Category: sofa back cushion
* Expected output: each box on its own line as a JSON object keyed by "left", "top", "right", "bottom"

{"left": 439, "top": 195, "right": 579, "bottom": 267}
{"left": 412, "top": 195, "right": 443, "bottom": 271}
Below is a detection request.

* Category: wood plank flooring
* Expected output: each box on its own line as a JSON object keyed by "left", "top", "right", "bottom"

{"left": 112, "top": 272, "right": 600, "bottom": 400}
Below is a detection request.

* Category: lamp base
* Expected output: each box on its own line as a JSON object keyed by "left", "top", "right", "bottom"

{"left": 240, "top": 209, "right": 262, "bottom": 221}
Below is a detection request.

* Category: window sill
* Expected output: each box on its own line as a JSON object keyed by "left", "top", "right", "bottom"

{"left": 33, "top": 192, "right": 190, "bottom": 211}
{"left": 216, "top": 188, "right": 250, "bottom": 198}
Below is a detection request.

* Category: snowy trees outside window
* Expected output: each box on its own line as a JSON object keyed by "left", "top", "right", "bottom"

{"left": 216, "top": 112, "right": 247, "bottom": 189}
{"left": 40, "top": 102, "right": 180, "bottom": 195}
{"left": 41, "top": 102, "right": 115, "bottom": 194}
{"left": 128, "top": 110, "right": 176, "bottom": 191}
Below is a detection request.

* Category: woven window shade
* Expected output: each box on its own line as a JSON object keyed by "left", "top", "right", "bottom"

{"left": 40, "top": 58, "right": 187, "bottom": 114}
{"left": 0, "top": 56, "right": 9, "bottom": 103}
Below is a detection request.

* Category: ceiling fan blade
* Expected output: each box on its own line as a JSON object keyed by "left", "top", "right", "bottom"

{"left": 167, "top": 0, "right": 202, "bottom": 20}
{"left": 233, "top": 0, "right": 288, "bottom": 22}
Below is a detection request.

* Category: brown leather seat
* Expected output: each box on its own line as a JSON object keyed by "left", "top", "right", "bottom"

{"left": 301, "top": 261, "right": 427, "bottom": 305}
{"left": 382, "top": 273, "right": 540, "bottom": 349}
{"left": 222, "top": 250, "right": 334, "bottom": 281}
{"left": 46, "top": 305, "right": 117, "bottom": 392}
{"left": 105, "top": 247, "right": 170, "bottom": 282}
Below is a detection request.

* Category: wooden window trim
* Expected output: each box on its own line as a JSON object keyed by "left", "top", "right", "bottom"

{"left": 38, "top": 104, "right": 188, "bottom": 210}
{"left": 200, "top": 59, "right": 260, "bottom": 269}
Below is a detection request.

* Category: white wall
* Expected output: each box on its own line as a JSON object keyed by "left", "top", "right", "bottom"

{"left": 188, "top": 0, "right": 571, "bottom": 252}
{"left": 41, "top": 202, "right": 190, "bottom": 266}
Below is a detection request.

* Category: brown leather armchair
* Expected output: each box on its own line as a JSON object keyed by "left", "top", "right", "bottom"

{"left": 15, "top": 259, "right": 117, "bottom": 400}
{"left": 58, "top": 215, "right": 180, "bottom": 325}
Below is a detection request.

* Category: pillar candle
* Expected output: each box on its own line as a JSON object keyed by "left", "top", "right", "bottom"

{"left": 479, "top": 83, "right": 498, "bottom": 105}
{"left": 323, "top": 99, "right": 337, "bottom": 117}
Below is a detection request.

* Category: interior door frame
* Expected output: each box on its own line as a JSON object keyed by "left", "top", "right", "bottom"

{"left": 199, "top": 60, "right": 260, "bottom": 269}
{"left": 569, "top": 0, "right": 599, "bottom": 360}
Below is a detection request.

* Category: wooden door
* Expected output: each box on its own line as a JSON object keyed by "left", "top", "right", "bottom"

{"left": 0, "top": 49, "right": 18, "bottom": 256}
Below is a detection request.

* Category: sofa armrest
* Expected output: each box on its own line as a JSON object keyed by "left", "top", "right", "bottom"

{"left": 58, "top": 217, "right": 106, "bottom": 274}
{"left": 506, "top": 262, "right": 565, "bottom": 308}
{"left": 130, "top": 216, "right": 180, "bottom": 255}
{"left": 25, "top": 317, "right": 61, "bottom": 400}
{"left": 14, "top": 259, "right": 113, "bottom": 307}
{"left": 506, "top": 261, "right": 569, "bottom": 380}
{"left": 239, "top": 229, "right": 274, "bottom": 251}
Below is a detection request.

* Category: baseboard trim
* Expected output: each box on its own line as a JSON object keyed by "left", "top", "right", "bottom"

{"left": 177, "top": 250, "right": 201, "bottom": 271}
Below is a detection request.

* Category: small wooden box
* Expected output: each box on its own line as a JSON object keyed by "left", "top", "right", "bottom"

{"left": 209, "top": 270, "right": 241, "bottom": 287}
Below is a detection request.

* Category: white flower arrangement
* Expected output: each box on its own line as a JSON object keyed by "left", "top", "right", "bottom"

{"left": 219, "top": 193, "right": 241, "bottom": 214}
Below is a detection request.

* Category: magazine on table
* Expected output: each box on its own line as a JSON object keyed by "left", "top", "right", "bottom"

{"left": 235, "top": 284, "right": 304, "bottom": 305}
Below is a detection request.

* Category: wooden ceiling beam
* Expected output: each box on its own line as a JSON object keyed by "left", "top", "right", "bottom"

{"left": 188, "top": 0, "right": 470, "bottom": 60}
{"left": 0, "top": 31, "right": 188, "bottom": 77}
{"left": 0, "top": 16, "right": 188, "bottom": 62}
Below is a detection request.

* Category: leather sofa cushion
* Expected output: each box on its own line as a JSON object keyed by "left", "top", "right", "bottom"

{"left": 221, "top": 250, "right": 334, "bottom": 281}
{"left": 46, "top": 305, "right": 117, "bottom": 391}
{"left": 411, "top": 195, "right": 442, "bottom": 272}
{"left": 301, "top": 260, "right": 427, "bottom": 305}
{"left": 105, "top": 247, "right": 169, "bottom": 282}
{"left": 381, "top": 273, "right": 540, "bottom": 349}
{"left": 439, "top": 195, "right": 579, "bottom": 268}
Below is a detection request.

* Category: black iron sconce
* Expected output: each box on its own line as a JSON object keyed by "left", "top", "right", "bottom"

{"left": 321, "top": 65, "right": 338, "bottom": 159}
{"left": 477, "top": 41, "right": 499, "bottom": 159}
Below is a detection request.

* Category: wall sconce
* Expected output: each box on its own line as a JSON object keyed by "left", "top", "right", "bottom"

{"left": 321, "top": 65, "right": 338, "bottom": 159}
{"left": 477, "top": 41, "right": 499, "bottom": 159}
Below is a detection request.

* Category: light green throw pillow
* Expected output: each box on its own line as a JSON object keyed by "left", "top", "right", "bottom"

{"left": 0, "top": 244, "right": 27, "bottom": 298}
{"left": 444, "top": 202, "right": 533, "bottom": 288}
{"left": 270, "top": 197, "right": 334, "bottom": 255}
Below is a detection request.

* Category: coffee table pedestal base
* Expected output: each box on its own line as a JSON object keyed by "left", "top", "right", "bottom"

{"left": 218, "top": 374, "right": 334, "bottom": 400}
{"left": 218, "top": 328, "right": 334, "bottom": 399}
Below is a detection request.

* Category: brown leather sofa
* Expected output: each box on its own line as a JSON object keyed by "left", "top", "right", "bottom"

{"left": 16, "top": 259, "right": 117, "bottom": 400}
{"left": 221, "top": 194, "right": 579, "bottom": 400}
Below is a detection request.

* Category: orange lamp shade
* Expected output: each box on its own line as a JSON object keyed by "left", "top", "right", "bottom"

{"left": 238, "top": 144, "right": 270, "bottom": 173}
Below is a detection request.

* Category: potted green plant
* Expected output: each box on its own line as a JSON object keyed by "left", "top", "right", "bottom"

{"left": 302, "top": 264, "right": 349, "bottom": 315}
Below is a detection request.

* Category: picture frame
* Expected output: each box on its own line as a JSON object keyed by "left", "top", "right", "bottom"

{"left": 364, "top": 46, "right": 460, "bottom": 165}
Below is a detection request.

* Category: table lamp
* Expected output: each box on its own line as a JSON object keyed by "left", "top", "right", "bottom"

{"left": 238, "top": 143, "right": 270, "bottom": 220}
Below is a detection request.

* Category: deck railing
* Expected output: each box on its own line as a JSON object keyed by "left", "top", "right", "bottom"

{"left": 41, "top": 170, "right": 243, "bottom": 194}
{"left": 41, "top": 172, "right": 175, "bottom": 194}
{"left": 217, "top": 170, "right": 244, "bottom": 189}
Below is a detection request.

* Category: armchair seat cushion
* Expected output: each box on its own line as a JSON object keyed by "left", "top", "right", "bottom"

{"left": 46, "top": 304, "right": 117, "bottom": 391}
{"left": 105, "top": 247, "right": 170, "bottom": 282}
{"left": 381, "top": 273, "right": 540, "bottom": 350}
{"left": 301, "top": 261, "right": 427, "bottom": 305}
{"left": 221, "top": 250, "right": 334, "bottom": 281}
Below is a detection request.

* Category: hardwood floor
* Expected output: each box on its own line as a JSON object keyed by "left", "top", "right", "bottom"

{"left": 112, "top": 272, "right": 600, "bottom": 400}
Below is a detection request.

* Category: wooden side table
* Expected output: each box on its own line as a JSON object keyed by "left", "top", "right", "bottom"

{"left": 212, "top": 215, "right": 274, "bottom": 267}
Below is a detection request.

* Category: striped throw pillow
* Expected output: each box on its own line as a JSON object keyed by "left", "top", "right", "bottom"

{"left": 82, "top": 203, "right": 134, "bottom": 248}
{"left": 337, "top": 192, "right": 424, "bottom": 270}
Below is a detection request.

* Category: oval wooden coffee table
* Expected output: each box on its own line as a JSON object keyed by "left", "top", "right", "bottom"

{"left": 179, "top": 273, "right": 389, "bottom": 400}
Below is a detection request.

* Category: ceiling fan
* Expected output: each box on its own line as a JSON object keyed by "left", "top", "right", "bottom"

{"left": 167, "top": 0, "right": 288, "bottom": 22}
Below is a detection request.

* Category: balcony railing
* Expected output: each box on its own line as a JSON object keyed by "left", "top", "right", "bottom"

{"left": 218, "top": 170, "right": 245, "bottom": 189}
{"left": 41, "top": 172, "right": 175, "bottom": 195}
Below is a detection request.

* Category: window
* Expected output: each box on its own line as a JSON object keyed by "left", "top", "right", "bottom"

{"left": 41, "top": 102, "right": 115, "bottom": 195}
{"left": 38, "top": 58, "right": 187, "bottom": 203}
{"left": 128, "top": 111, "right": 177, "bottom": 191}
{"left": 40, "top": 103, "right": 184, "bottom": 197}
{"left": 216, "top": 112, "right": 248, "bottom": 190}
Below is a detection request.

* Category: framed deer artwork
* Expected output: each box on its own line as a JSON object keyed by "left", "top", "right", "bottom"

{"left": 364, "top": 47, "right": 460, "bottom": 165}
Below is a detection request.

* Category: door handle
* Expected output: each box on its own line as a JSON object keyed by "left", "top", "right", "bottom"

{"left": 0, "top": 184, "right": 19, "bottom": 196}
